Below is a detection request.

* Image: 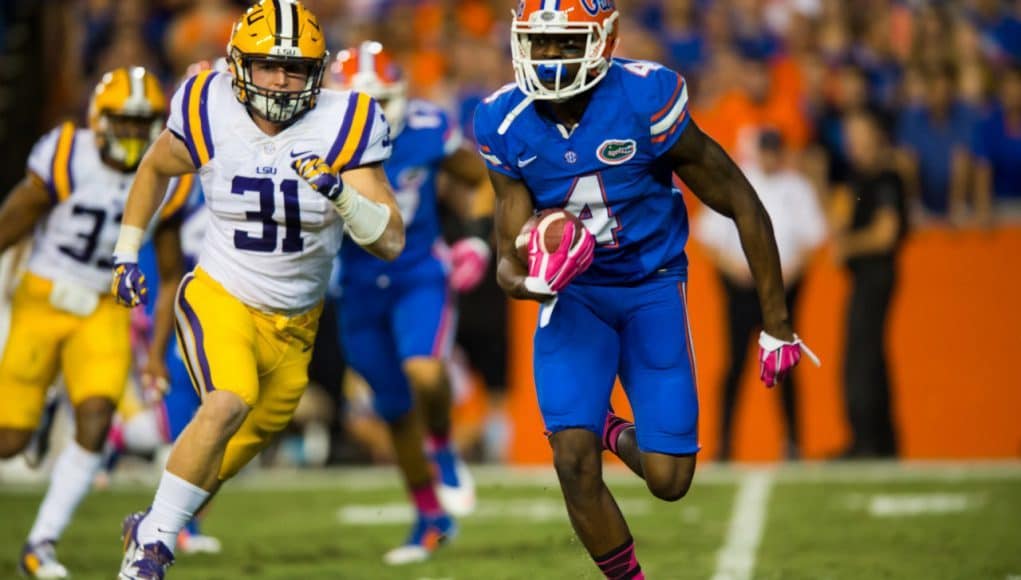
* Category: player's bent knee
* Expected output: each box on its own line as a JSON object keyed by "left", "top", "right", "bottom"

{"left": 73, "top": 397, "right": 117, "bottom": 452}
{"left": 194, "top": 391, "right": 250, "bottom": 439}
{"left": 0, "top": 428, "right": 33, "bottom": 458}
{"left": 403, "top": 357, "right": 447, "bottom": 393}
{"left": 643, "top": 453, "right": 696, "bottom": 501}
{"left": 646, "top": 475, "right": 693, "bottom": 502}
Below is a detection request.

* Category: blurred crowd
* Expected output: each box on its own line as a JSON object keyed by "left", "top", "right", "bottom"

{"left": 1, "top": 0, "right": 1020, "bottom": 465}
{"left": 6, "top": 0, "right": 1020, "bottom": 225}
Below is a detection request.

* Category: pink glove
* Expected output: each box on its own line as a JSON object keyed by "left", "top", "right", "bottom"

{"left": 525, "top": 220, "right": 595, "bottom": 294}
{"left": 758, "top": 331, "right": 821, "bottom": 387}
{"left": 449, "top": 237, "right": 491, "bottom": 292}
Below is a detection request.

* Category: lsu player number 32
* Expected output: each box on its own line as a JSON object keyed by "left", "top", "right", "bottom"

{"left": 475, "top": 0, "right": 818, "bottom": 578}
{"left": 0, "top": 68, "right": 186, "bottom": 579}
{"left": 111, "top": 1, "right": 403, "bottom": 578}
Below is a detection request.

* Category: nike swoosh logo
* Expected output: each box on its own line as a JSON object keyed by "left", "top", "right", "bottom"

{"left": 517, "top": 155, "right": 538, "bottom": 168}
{"left": 289, "top": 149, "right": 314, "bottom": 158}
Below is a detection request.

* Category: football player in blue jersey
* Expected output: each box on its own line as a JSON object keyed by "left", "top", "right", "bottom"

{"left": 329, "top": 42, "right": 492, "bottom": 564}
{"left": 474, "top": 1, "right": 818, "bottom": 577}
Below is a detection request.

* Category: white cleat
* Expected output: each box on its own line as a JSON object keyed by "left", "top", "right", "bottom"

{"left": 382, "top": 514, "right": 456, "bottom": 566}
{"left": 119, "top": 511, "right": 174, "bottom": 579}
{"left": 176, "top": 530, "right": 222, "bottom": 555}
{"left": 436, "top": 457, "right": 476, "bottom": 517}
{"left": 19, "top": 540, "right": 68, "bottom": 579}
{"left": 383, "top": 544, "right": 431, "bottom": 566}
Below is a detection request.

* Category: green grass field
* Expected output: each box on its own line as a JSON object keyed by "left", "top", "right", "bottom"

{"left": 2, "top": 463, "right": 1019, "bottom": 579}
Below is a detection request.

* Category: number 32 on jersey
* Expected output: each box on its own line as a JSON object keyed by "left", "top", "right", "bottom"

{"left": 563, "top": 173, "right": 620, "bottom": 247}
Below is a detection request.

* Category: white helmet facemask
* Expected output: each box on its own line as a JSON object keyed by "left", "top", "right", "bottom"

{"left": 229, "top": 48, "right": 327, "bottom": 124}
{"left": 511, "top": 9, "right": 618, "bottom": 101}
{"left": 351, "top": 72, "right": 408, "bottom": 136}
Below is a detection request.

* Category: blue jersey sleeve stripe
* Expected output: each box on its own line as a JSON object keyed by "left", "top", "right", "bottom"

{"left": 326, "top": 92, "right": 359, "bottom": 168}
{"left": 651, "top": 74, "right": 684, "bottom": 124}
{"left": 651, "top": 81, "right": 689, "bottom": 137}
{"left": 651, "top": 110, "right": 690, "bottom": 146}
{"left": 178, "top": 76, "right": 202, "bottom": 168}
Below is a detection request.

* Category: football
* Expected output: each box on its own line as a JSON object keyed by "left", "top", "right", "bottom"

{"left": 515, "top": 208, "right": 584, "bottom": 263}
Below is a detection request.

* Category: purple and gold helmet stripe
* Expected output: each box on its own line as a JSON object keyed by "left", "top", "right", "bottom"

{"left": 272, "top": 0, "right": 299, "bottom": 47}
{"left": 181, "top": 71, "right": 217, "bottom": 168}
{"left": 174, "top": 273, "right": 215, "bottom": 395}
{"left": 49, "top": 122, "right": 76, "bottom": 204}
{"left": 326, "top": 91, "right": 373, "bottom": 172}
{"left": 159, "top": 173, "right": 195, "bottom": 221}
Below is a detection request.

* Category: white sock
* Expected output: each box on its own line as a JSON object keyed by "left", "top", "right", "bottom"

{"left": 137, "top": 471, "right": 210, "bottom": 552}
{"left": 28, "top": 441, "right": 102, "bottom": 544}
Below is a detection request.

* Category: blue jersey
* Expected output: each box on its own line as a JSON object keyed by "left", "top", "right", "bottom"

{"left": 474, "top": 59, "right": 693, "bottom": 285}
{"left": 339, "top": 99, "right": 462, "bottom": 285}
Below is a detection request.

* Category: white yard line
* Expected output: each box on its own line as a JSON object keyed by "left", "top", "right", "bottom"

{"left": 2, "top": 460, "right": 1020, "bottom": 491}
{"left": 710, "top": 470, "right": 774, "bottom": 580}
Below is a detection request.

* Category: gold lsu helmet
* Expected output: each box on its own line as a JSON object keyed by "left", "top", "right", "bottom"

{"left": 88, "top": 67, "right": 167, "bottom": 172}
{"left": 227, "top": 0, "right": 328, "bottom": 123}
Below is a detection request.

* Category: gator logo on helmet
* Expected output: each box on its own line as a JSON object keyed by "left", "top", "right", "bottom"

{"left": 580, "top": 0, "right": 615, "bottom": 16}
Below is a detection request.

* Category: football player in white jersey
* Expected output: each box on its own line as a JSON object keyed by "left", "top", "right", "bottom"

{"left": 0, "top": 67, "right": 186, "bottom": 579}
{"left": 110, "top": 1, "right": 404, "bottom": 577}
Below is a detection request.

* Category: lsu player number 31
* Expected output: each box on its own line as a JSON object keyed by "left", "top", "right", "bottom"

{"left": 475, "top": 0, "right": 818, "bottom": 578}
{"left": 0, "top": 68, "right": 185, "bottom": 579}
{"left": 111, "top": 1, "right": 403, "bottom": 578}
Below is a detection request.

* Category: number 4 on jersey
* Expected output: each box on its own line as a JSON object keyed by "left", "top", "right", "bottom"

{"left": 564, "top": 173, "right": 620, "bottom": 247}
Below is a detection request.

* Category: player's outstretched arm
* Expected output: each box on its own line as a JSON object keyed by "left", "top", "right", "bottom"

{"left": 111, "top": 130, "right": 194, "bottom": 307}
{"left": 338, "top": 163, "right": 405, "bottom": 261}
{"left": 0, "top": 172, "right": 52, "bottom": 254}
{"left": 121, "top": 130, "right": 195, "bottom": 239}
{"left": 144, "top": 218, "right": 187, "bottom": 394}
{"left": 666, "top": 120, "right": 793, "bottom": 340}
{"left": 489, "top": 169, "right": 552, "bottom": 302}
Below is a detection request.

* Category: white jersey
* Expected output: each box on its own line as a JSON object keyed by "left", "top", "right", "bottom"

{"left": 25, "top": 124, "right": 191, "bottom": 294}
{"left": 167, "top": 71, "right": 391, "bottom": 313}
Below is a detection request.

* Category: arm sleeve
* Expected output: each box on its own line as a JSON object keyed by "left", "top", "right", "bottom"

{"left": 27, "top": 123, "right": 76, "bottom": 204}
{"left": 472, "top": 102, "right": 520, "bottom": 179}
{"left": 327, "top": 94, "right": 392, "bottom": 172}
{"left": 636, "top": 64, "right": 691, "bottom": 158}
{"left": 168, "top": 71, "right": 218, "bottom": 168}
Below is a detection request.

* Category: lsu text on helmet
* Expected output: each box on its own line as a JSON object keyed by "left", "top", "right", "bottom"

{"left": 511, "top": 0, "right": 620, "bottom": 101}
{"left": 331, "top": 41, "right": 408, "bottom": 136}
{"left": 227, "top": 0, "right": 328, "bottom": 123}
{"left": 88, "top": 66, "right": 166, "bottom": 172}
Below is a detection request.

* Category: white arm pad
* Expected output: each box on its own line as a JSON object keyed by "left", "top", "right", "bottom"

{"left": 113, "top": 225, "right": 145, "bottom": 263}
{"left": 332, "top": 182, "right": 391, "bottom": 246}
